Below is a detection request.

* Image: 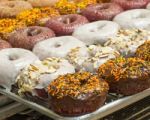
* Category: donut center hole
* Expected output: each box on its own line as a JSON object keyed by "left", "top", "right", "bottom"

{"left": 80, "top": 79, "right": 87, "bottom": 86}
{"left": 62, "top": 17, "right": 76, "bottom": 24}
{"left": 96, "top": 5, "right": 109, "bottom": 10}
{"left": 54, "top": 43, "right": 62, "bottom": 48}
{"left": 27, "top": 28, "right": 42, "bottom": 36}
{"left": 9, "top": 55, "right": 18, "bottom": 61}
{"left": 8, "top": 3, "right": 15, "bottom": 8}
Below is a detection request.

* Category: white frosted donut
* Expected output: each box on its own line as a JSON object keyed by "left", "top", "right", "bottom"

{"left": 33, "top": 36, "right": 86, "bottom": 60}
{"left": 0, "top": 48, "right": 39, "bottom": 90}
{"left": 66, "top": 45, "right": 120, "bottom": 73}
{"left": 73, "top": 21, "right": 120, "bottom": 45}
{"left": 104, "top": 29, "right": 150, "bottom": 57}
{"left": 146, "top": 3, "right": 150, "bottom": 9}
{"left": 16, "top": 57, "right": 75, "bottom": 96}
{"left": 113, "top": 9, "right": 150, "bottom": 30}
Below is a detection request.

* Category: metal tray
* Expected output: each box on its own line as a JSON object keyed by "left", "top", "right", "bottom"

{"left": 0, "top": 87, "right": 150, "bottom": 120}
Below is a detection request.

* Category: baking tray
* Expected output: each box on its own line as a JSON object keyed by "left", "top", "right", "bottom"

{"left": 0, "top": 87, "right": 150, "bottom": 120}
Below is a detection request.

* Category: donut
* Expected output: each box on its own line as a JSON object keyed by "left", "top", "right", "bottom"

{"left": 0, "top": 48, "right": 39, "bottom": 90}
{"left": 0, "top": 39, "right": 12, "bottom": 50}
{"left": 81, "top": 3, "right": 123, "bottom": 21}
{"left": 8, "top": 26, "right": 55, "bottom": 50}
{"left": 73, "top": 21, "right": 120, "bottom": 45}
{"left": 27, "top": 0, "right": 59, "bottom": 7}
{"left": 136, "top": 41, "right": 150, "bottom": 61}
{"left": 104, "top": 29, "right": 150, "bottom": 57}
{"left": 66, "top": 45, "right": 120, "bottom": 73}
{"left": 0, "top": 1, "right": 32, "bottom": 18}
{"left": 48, "top": 72, "right": 109, "bottom": 116}
{"left": 16, "top": 57, "right": 75, "bottom": 98}
{"left": 112, "top": 0, "right": 150, "bottom": 10}
{"left": 98, "top": 57, "right": 150, "bottom": 95}
{"left": 46, "top": 14, "right": 89, "bottom": 36}
{"left": 113, "top": 9, "right": 150, "bottom": 30}
{"left": 33, "top": 36, "right": 86, "bottom": 60}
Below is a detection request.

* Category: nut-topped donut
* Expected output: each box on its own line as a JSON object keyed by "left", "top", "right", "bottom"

{"left": 98, "top": 57, "right": 150, "bottom": 95}
{"left": 46, "top": 14, "right": 89, "bottom": 36}
{"left": 8, "top": 26, "right": 55, "bottom": 50}
{"left": 0, "top": 48, "right": 39, "bottom": 90}
{"left": 104, "top": 29, "right": 150, "bottom": 57}
{"left": 33, "top": 36, "right": 86, "bottom": 60}
{"left": 16, "top": 57, "right": 75, "bottom": 98}
{"left": 0, "top": 1, "right": 32, "bottom": 18}
{"left": 113, "top": 9, "right": 150, "bottom": 30}
{"left": 81, "top": 3, "right": 123, "bottom": 21}
{"left": 0, "top": 39, "right": 12, "bottom": 50}
{"left": 48, "top": 72, "right": 109, "bottom": 116}
{"left": 73, "top": 20, "right": 120, "bottom": 45}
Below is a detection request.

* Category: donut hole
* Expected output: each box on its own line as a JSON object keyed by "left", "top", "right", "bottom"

{"left": 62, "top": 16, "right": 76, "bottom": 24}
{"left": 27, "top": 28, "right": 42, "bottom": 36}
{"left": 54, "top": 42, "right": 62, "bottom": 48}
{"left": 7, "top": 3, "right": 15, "bottom": 8}
{"left": 96, "top": 5, "right": 109, "bottom": 11}
{"left": 90, "top": 24, "right": 106, "bottom": 32}
{"left": 80, "top": 79, "right": 88, "bottom": 86}
{"left": 8, "top": 54, "right": 18, "bottom": 61}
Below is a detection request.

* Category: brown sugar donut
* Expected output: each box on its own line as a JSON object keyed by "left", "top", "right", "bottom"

{"left": 0, "top": 39, "right": 12, "bottom": 50}
{"left": 46, "top": 14, "right": 89, "bottom": 36}
{"left": 81, "top": 3, "right": 123, "bottom": 21}
{"left": 0, "top": 1, "right": 32, "bottom": 18}
{"left": 8, "top": 26, "right": 55, "bottom": 50}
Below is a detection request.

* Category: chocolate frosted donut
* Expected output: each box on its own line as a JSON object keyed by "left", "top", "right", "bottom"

{"left": 8, "top": 26, "right": 55, "bottom": 50}
{"left": 0, "top": 39, "right": 12, "bottom": 50}
{"left": 81, "top": 3, "right": 123, "bottom": 21}
{"left": 46, "top": 14, "right": 89, "bottom": 36}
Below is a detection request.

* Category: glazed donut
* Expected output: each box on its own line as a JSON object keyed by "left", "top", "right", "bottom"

{"left": 0, "top": 1, "right": 32, "bottom": 18}
{"left": 8, "top": 26, "right": 55, "bottom": 50}
{"left": 73, "top": 21, "right": 120, "bottom": 45}
{"left": 0, "top": 39, "right": 12, "bottom": 50}
{"left": 113, "top": 9, "right": 150, "bottom": 30}
{"left": 33, "top": 36, "right": 86, "bottom": 60}
{"left": 66, "top": 45, "right": 120, "bottom": 73}
{"left": 81, "top": 3, "right": 123, "bottom": 21}
{"left": 0, "top": 48, "right": 39, "bottom": 90}
{"left": 46, "top": 14, "right": 89, "bottom": 36}
{"left": 27, "top": 0, "right": 59, "bottom": 7}
{"left": 104, "top": 29, "right": 150, "bottom": 57}
{"left": 112, "top": 0, "right": 150, "bottom": 10}
{"left": 16, "top": 57, "right": 75, "bottom": 98}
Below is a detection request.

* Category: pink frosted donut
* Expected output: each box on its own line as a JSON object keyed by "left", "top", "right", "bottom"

{"left": 81, "top": 3, "right": 123, "bottom": 21}
{"left": 46, "top": 14, "right": 89, "bottom": 36}
{"left": 8, "top": 26, "right": 55, "bottom": 50}
{"left": 0, "top": 39, "right": 12, "bottom": 50}
{"left": 111, "top": 0, "right": 150, "bottom": 10}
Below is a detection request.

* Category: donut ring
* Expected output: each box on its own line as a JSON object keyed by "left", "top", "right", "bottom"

{"left": 112, "top": 0, "right": 150, "bottom": 10}
{"left": 46, "top": 14, "right": 89, "bottom": 36}
{"left": 0, "top": 48, "right": 39, "bottom": 90}
{"left": 113, "top": 9, "right": 150, "bottom": 30}
{"left": 8, "top": 26, "right": 55, "bottom": 50}
{"left": 33, "top": 36, "right": 86, "bottom": 60}
{"left": 0, "top": 39, "right": 12, "bottom": 50}
{"left": 0, "top": 1, "right": 32, "bottom": 18}
{"left": 73, "top": 20, "right": 120, "bottom": 45}
{"left": 81, "top": 3, "right": 123, "bottom": 21}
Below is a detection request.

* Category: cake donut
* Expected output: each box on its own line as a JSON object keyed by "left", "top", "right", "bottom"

{"left": 136, "top": 41, "right": 150, "bottom": 61}
{"left": 104, "top": 29, "right": 150, "bottom": 57}
{"left": 66, "top": 45, "right": 120, "bottom": 73}
{"left": 0, "top": 48, "right": 39, "bottom": 90}
{"left": 48, "top": 72, "right": 109, "bottom": 116}
{"left": 112, "top": 0, "right": 150, "bottom": 10}
{"left": 98, "top": 57, "right": 150, "bottom": 95}
{"left": 16, "top": 57, "right": 75, "bottom": 98}
{"left": 8, "top": 26, "right": 55, "bottom": 50}
{"left": 73, "top": 21, "right": 120, "bottom": 45}
{"left": 46, "top": 14, "right": 89, "bottom": 36}
{"left": 81, "top": 3, "right": 123, "bottom": 21}
{"left": 0, "top": 1, "right": 32, "bottom": 18}
{"left": 33, "top": 36, "right": 86, "bottom": 60}
{"left": 0, "top": 39, "right": 12, "bottom": 50}
{"left": 113, "top": 9, "right": 150, "bottom": 30}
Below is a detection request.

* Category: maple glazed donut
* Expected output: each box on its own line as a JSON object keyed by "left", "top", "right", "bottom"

{"left": 0, "top": 1, "right": 32, "bottom": 18}
{"left": 33, "top": 36, "right": 86, "bottom": 60}
{"left": 8, "top": 26, "right": 55, "bottom": 50}
{"left": 0, "top": 39, "right": 12, "bottom": 50}
{"left": 0, "top": 48, "right": 39, "bottom": 90}
{"left": 46, "top": 14, "right": 89, "bottom": 36}
{"left": 81, "top": 3, "right": 123, "bottom": 21}
{"left": 73, "top": 21, "right": 120, "bottom": 45}
{"left": 113, "top": 9, "right": 150, "bottom": 30}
